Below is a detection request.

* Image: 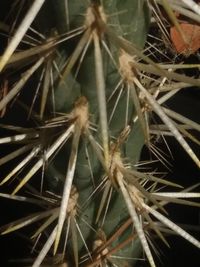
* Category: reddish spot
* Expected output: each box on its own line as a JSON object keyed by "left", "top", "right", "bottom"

{"left": 170, "top": 23, "right": 200, "bottom": 56}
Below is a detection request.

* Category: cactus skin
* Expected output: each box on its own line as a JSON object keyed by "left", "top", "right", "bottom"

{"left": 0, "top": 0, "right": 200, "bottom": 267}
{"left": 1, "top": 1, "right": 199, "bottom": 267}
{"left": 44, "top": 1, "right": 150, "bottom": 266}
{"left": 0, "top": 0, "right": 150, "bottom": 265}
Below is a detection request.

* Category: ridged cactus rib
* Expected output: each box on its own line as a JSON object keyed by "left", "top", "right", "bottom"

{"left": 54, "top": 97, "right": 89, "bottom": 254}
{"left": 0, "top": 1, "right": 200, "bottom": 267}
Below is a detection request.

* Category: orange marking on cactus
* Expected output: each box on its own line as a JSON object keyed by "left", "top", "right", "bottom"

{"left": 170, "top": 23, "right": 200, "bottom": 56}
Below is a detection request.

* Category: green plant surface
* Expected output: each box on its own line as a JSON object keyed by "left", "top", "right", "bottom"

{"left": 0, "top": 1, "right": 200, "bottom": 267}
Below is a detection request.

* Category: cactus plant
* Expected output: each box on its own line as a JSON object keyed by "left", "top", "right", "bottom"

{"left": 0, "top": 0, "right": 200, "bottom": 266}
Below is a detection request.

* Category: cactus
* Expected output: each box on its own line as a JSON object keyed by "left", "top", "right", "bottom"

{"left": 0, "top": 1, "right": 200, "bottom": 266}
